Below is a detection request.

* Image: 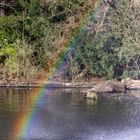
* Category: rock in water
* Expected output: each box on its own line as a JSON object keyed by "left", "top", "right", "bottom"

{"left": 86, "top": 91, "right": 98, "bottom": 100}
{"left": 89, "top": 80, "right": 125, "bottom": 93}
{"left": 80, "top": 80, "right": 126, "bottom": 100}
{"left": 121, "top": 78, "right": 140, "bottom": 90}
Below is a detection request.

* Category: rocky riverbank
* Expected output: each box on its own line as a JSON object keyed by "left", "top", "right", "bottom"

{"left": 0, "top": 78, "right": 140, "bottom": 90}
{"left": 0, "top": 77, "right": 103, "bottom": 88}
{"left": 0, "top": 78, "right": 140, "bottom": 103}
{"left": 81, "top": 78, "right": 140, "bottom": 100}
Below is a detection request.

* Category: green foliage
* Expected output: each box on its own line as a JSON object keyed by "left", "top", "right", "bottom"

{"left": 0, "top": 16, "right": 20, "bottom": 43}
{"left": 3, "top": 0, "right": 139, "bottom": 82}
{"left": 0, "top": 40, "right": 38, "bottom": 81}
{"left": 0, "top": 45, "right": 16, "bottom": 56}
{"left": 66, "top": 33, "right": 123, "bottom": 80}
{"left": 65, "top": 0, "right": 140, "bottom": 80}
{"left": 109, "top": 0, "right": 140, "bottom": 79}
{"left": 0, "top": 0, "right": 92, "bottom": 82}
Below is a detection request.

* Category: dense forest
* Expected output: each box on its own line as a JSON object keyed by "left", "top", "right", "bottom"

{"left": 0, "top": 0, "right": 140, "bottom": 84}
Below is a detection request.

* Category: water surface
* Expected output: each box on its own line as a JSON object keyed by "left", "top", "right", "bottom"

{"left": 0, "top": 88, "right": 140, "bottom": 140}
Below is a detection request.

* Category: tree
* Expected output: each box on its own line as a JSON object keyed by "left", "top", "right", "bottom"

{"left": 109, "top": 0, "right": 140, "bottom": 79}
{"left": 0, "top": 1, "right": 5, "bottom": 16}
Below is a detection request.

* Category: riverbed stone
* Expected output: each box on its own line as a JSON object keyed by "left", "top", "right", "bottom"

{"left": 121, "top": 78, "right": 140, "bottom": 90}
{"left": 91, "top": 80, "right": 125, "bottom": 93}
{"left": 80, "top": 80, "right": 126, "bottom": 100}
{"left": 86, "top": 91, "right": 98, "bottom": 100}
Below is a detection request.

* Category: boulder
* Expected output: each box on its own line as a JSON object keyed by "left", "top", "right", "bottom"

{"left": 87, "top": 98, "right": 97, "bottom": 105}
{"left": 86, "top": 91, "right": 98, "bottom": 100}
{"left": 80, "top": 89, "right": 98, "bottom": 100}
{"left": 80, "top": 80, "right": 126, "bottom": 100}
{"left": 121, "top": 78, "right": 140, "bottom": 90}
{"left": 91, "top": 80, "right": 125, "bottom": 93}
{"left": 133, "top": 0, "right": 140, "bottom": 7}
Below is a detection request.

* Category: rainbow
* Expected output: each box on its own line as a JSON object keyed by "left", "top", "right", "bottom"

{"left": 9, "top": 0, "right": 110, "bottom": 139}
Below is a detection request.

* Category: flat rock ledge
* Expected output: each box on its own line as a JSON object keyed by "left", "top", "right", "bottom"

{"left": 81, "top": 79, "right": 140, "bottom": 100}
{"left": 0, "top": 81, "right": 93, "bottom": 88}
{"left": 0, "top": 78, "right": 140, "bottom": 90}
{"left": 81, "top": 80, "right": 125, "bottom": 100}
{"left": 121, "top": 78, "right": 140, "bottom": 90}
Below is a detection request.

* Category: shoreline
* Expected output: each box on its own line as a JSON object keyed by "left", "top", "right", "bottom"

{"left": 0, "top": 77, "right": 103, "bottom": 88}
{"left": 0, "top": 81, "right": 94, "bottom": 88}
{"left": 0, "top": 79, "right": 140, "bottom": 90}
{"left": 1, "top": 79, "right": 140, "bottom": 101}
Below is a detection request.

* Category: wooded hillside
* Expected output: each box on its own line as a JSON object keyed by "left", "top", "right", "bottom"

{"left": 0, "top": 0, "right": 139, "bottom": 84}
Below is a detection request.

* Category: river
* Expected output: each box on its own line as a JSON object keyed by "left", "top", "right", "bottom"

{"left": 0, "top": 87, "right": 140, "bottom": 140}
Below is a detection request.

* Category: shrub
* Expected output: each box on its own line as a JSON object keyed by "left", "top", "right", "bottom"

{"left": 109, "top": 0, "right": 140, "bottom": 79}
{"left": 65, "top": 0, "right": 140, "bottom": 80}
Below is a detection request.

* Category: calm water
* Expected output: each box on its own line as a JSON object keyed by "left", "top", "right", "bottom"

{"left": 0, "top": 88, "right": 140, "bottom": 140}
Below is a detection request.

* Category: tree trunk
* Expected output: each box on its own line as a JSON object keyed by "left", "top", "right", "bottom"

{"left": 0, "top": 1, "right": 5, "bottom": 16}
{"left": 132, "top": 0, "right": 140, "bottom": 7}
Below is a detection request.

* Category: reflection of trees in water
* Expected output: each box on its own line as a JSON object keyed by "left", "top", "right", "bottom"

{"left": 95, "top": 93, "right": 140, "bottom": 126}
{"left": 0, "top": 88, "right": 86, "bottom": 113}
{"left": 0, "top": 87, "right": 140, "bottom": 127}
{"left": 48, "top": 88, "right": 86, "bottom": 106}
{"left": 0, "top": 88, "right": 33, "bottom": 112}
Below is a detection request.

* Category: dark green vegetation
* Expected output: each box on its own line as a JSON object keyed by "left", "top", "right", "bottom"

{"left": 0, "top": 0, "right": 140, "bottom": 83}
{"left": 0, "top": 0, "right": 96, "bottom": 83}
{"left": 66, "top": 0, "right": 140, "bottom": 81}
